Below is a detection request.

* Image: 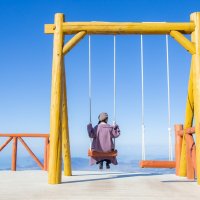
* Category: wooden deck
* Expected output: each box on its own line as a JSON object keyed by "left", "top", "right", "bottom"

{"left": 0, "top": 170, "right": 199, "bottom": 200}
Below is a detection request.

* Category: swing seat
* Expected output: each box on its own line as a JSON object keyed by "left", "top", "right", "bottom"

{"left": 139, "top": 160, "right": 176, "bottom": 168}
{"left": 88, "top": 149, "right": 118, "bottom": 157}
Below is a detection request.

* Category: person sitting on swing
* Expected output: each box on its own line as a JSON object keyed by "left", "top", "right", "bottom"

{"left": 87, "top": 112, "right": 120, "bottom": 170}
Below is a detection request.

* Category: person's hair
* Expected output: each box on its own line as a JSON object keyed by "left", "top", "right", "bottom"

{"left": 98, "top": 118, "right": 108, "bottom": 124}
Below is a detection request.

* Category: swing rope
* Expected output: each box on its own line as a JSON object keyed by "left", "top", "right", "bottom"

{"left": 89, "top": 35, "right": 92, "bottom": 124}
{"left": 166, "top": 35, "right": 173, "bottom": 161}
{"left": 113, "top": 35, "right": 116, "bottom": 150}
{"left": 141, "top": 35, "right": 146, "bottom": 161}
{"left": 114, "top": 35, "right": 116, "bottom": 124}
{"left": 89, "top": 35, "right": 92, "bottom": 150}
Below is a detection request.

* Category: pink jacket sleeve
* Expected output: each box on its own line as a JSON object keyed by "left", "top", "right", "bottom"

{"left": 111, "top": 124, "right": 120, "bottom": 138}
{"left": 87, "top": 124, "right": 97, "bottom": 138}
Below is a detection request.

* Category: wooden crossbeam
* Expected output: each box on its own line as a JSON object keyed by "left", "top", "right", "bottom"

{"left": 45, "top": 22, "right": 195, "bottom": 35}
{"left": 170, "top": 31, "right": 196, "bottom": 54}
{"left": 63, "top": 31, "right": 86, "bottom": 55}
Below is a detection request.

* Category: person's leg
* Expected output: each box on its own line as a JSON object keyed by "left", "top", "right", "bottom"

{"left": 97, "top": 160, "right": 103, "bottom": 169}
{"left": 105, "top": 159, "right": 111, "bottom": 169}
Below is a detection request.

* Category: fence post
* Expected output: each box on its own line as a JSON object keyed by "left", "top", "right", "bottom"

{"left": 174, "top": 124, "right": 183, "bottom": 176}
{"left": 44, "top": 137, "right": 49, "bottom": 171}
{"left": 11, "top": 137, "right": 18, "bottom": 171}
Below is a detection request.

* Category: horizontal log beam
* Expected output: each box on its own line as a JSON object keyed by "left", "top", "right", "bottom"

{"left": 45, "top": 22, "right": 195, "bottom": 35}
{"left": 63, "top": 31, "right": 87, "bottom": 55}
{"left": 0, "top": 133, "right": 49, "bottom": 138}
{"left": 170, "top": 31, "right": 196, "bottom": 54}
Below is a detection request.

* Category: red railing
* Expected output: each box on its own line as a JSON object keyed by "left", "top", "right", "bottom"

{"left": 0, "top": 133, "right": 49, "bottom": 171}
{"left": 175, "top": 125, "right": 196, "bottom": 179}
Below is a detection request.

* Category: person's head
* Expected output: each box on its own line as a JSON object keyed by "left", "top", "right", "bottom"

{"left": 98, "top": 112, "right": 108, "bottom": 124}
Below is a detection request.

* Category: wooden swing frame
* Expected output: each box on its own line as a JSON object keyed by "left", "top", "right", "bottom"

{"left": 45, "top": 12, "right": 200, "bottom": 184}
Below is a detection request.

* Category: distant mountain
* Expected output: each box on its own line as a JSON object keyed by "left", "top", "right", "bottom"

{"left": 0, "top": 156, "right": 175, "bottom": 174}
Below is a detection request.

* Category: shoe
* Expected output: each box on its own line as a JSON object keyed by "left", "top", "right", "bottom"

{"left": 106, "top": 163, "right": 110, "bottom": 169}
{"left": 99, "top": 162, "right": 103, "bottom": 170}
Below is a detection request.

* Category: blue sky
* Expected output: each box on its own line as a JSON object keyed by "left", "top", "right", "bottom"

{"left": 0, "top": 0, "right": 200, "bottom": 162}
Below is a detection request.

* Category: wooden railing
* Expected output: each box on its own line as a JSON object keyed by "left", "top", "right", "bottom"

{"left": 0, "top": 133, "right": 49, "bottom": 171}
{"left": 174, "top": 125, "right": 196, "bottom": 179}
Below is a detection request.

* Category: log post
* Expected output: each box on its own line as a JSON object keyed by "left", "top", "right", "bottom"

{"left": 11, "top": 137, "right": 18, "bottom": 171}
{"left": 186, "top": 134, "right": 195, "bottom": 179}
{"left": 48, "top": 13, "right": 65, "bottom": 184}
{"left": 190, "top": 12, "right": 200, "bottom": 184}
{"left": 62, "top": 64, "right": 72, "bottom": 176}
{"left": 179, "top": 55, "right": 194, "bottom": 177}
{"left": 47, "top": 139, "right": 50, "bottom": 171}
{"left": 174, "top": 124, "right": 183, "bottom": 176}
{"left": 191, "top": 140, "right": 196, "bottom": 173}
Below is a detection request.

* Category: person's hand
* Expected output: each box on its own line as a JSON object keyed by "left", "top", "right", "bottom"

{"left": 113, "top": 124, "right": 119, "bottom": 130}
{"left": 87, "top": 123, "right": 92, "bottom": 128}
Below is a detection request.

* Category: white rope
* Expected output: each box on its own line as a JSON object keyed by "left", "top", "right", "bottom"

{"left": 166, "top": 35, "right": 173, "bottom": 161}
{"left": 141, "top": 35, "right": 145, "bottom": 160}
{"left": 113, "top": 35, "right": 116, "bottom": 149}
{"left": 89, "top": 35, "right": 92, "bottom": 150}
{"left": 89, "top": 35, "right": 92, "bottom": 123}
{"left": 114, "top": 35, "right": 116, "bottom": 124}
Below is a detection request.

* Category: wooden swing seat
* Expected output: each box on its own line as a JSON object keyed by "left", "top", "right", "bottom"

{"left": 88, "top": 149, "right": 118, "bottom": 157}
{"left": 139, "top": 160, "right": 176, "bottom": 168}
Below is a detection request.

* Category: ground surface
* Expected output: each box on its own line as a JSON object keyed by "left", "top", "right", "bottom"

{"left": 0, "top": 170, "right": 200, "bottom": 200}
